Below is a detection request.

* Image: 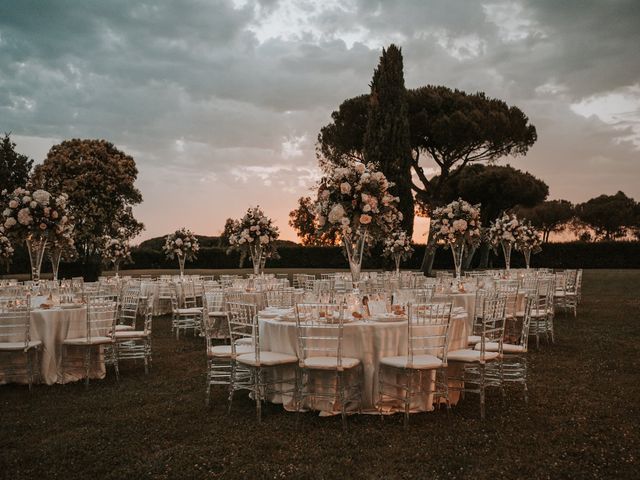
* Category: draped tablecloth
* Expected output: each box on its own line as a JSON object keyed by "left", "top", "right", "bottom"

{"left": 259, "top": 308, "right": 468, "bottom": 414}
{"left": 1, "top": 306, "right": 106, "bottom": 385}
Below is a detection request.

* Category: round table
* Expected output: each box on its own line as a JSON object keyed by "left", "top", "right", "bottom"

{"left": 30, "top": 306, "right": 105, "bottom": 385}
{"left": 259, "top": 308, "right": 469, "bottom": 414}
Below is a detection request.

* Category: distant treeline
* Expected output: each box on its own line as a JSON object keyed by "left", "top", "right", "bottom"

{"left": 3, "top": 242, "right": 640, "bottom": 280}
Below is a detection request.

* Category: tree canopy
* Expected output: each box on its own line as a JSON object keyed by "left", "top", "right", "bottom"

{"left": 288, "top": 196, "right": 338, "bottom": 246}
{"left": 515, "top": 199, "right": 575, "bottom": 242}
{"left": 317, "top": 84, "right": 537, "bottom": 214}
{"left": 436, "top": 164, "right": 549, "bottom": 223}
{"left": 576, "top": 191, "right": 639, "bottom": 240}
{"left": 0, "top": 133, "right": 34, "bottom": 194}
{"left": 363, "top": 45, "right": 414, "bottom": 234}
{"left": 31, "top": 139, "right": 144, "bottom": 259}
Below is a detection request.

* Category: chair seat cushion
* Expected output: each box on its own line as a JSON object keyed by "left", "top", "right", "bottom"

{"left": 208, "top": 311, "right": 227, "bottom": 317}
{"left": 115, "top": 325, "right": 135, "bottom": 331}
{"left": 467, "top": 335, "right": 482, "bottom": 345}
{"left": 380, "top": 354, "right": 442, "bottom": 370}
{"left": 63, "top": 336, "right": 113, "bottom": 345}
{"left": 302, "top": 356, "right": 360, "bottom": 370}
{"left": 474, "top": 342, "right": 526, "bottom": 353}
{"left": 114, "top": 330, "right": 149, "bottom": 339}
{"left": 176, "top": 307, "right": 202, "bottom": 315}
{"left": 207, "top": 344, "right": 254, "bottom": 358}
{"left": 236, "top": 351, "right": 298, "bottom": 367}
{"left": 447, "top": 349, "right": 500, "bottom": 363}
{"left": 0, "top": 340, "right": 43, "bottom": 351}
{"left": 235, "top": 337, "right": 254, "bottom": 346}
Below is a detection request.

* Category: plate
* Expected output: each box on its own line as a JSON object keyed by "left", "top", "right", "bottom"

{"left": 373, "top": 314, "right": 407, "bottom": 323}
{"left": 60, "top": 303, "right": 81, "bottom": 309}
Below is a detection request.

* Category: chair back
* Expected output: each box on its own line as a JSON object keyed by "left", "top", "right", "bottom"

{"left": 407, "top": 302, "right": 452, "bottom": 364}
{"left": 295, "top": 303, "right": 348, "bottom": 369}
{"left": 86, "top": 294, "right": 119, "bottom": 341}
{"left": 227, "top": 302, "right": 257, "bottom": 355}
{"left": 265, "top": 288, "right": 297, "bottom": 308}
{"left": 477, "top": 295, "right": 507, "bottom": 360}
{"left": 0, "top": 290, "right": 31, "bottom": 346}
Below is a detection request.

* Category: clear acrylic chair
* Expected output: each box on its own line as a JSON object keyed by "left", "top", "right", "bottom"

{"left": 0, "top": 291, "right": 42, "bottom": 389}
{"left": 203, "top": 299, "right": 252, "bottom": 407}
{"left": 295, "top": 303, "right": 362, "bottom": 426}
{"left": 448, "top": 294, "right": 507, "bottom": 419}
{"left": 61, "top": 294, "right": 119, "bottom": 387}
{"left": 265, "top": 288, "right": 298, "bottom": 308}
{"left": 476, "top": 294, "right": 534, "bottom": 403}
{"left": 113, "top": 294, "right": 154, "bottom": 374}
{"left": 229, "top": 302, "right": 298, "bottom": 422}
{"left": 171, "top": 281, "right": 203, "bottom": 339}
{"left": 377, "top": 302, "right": 453, "bottom": 425}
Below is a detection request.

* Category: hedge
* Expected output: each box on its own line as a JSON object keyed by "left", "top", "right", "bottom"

{"left": 3, "top": 241, "right": 639, "bottom": 279}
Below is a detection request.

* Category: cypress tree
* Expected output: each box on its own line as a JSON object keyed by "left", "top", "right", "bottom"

{"left": 363, "top": 44, "right": 414, "bottom": 236}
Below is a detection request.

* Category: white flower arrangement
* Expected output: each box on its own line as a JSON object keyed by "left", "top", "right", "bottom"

{"left": 1, "top": 187, "right": 70, "bottom": 240}
{"left": 431, "top": 198, "right": 482, "bottom": 248}
{"left": 514, "top": 220, "right": 542, "bottom": 253}
{"left": 383, "top": 230, "right": 414, "bottom": 260}
{"left": 227, "top": 206, "right": 279, "bottom": 249}
{"left": 0, "top": 228, "right": 14, "bottom": 266}
{"left": 48, "top": 222, "right": 77, "bottom": 262}
{"left": 314, "top": 161, "right": 402, "bottom": 244}
{"left": 488, "top": 213, "right": 521, "bottom": 246}
{"left": 163, "top": 228, "right": 199, "bottom": 261}
{"left": 102, "top": 236, "right": 132, "bottom": 265}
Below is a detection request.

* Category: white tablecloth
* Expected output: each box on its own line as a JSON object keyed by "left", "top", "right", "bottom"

{"left": 259, "top": 308, "right": 468, "bottom": 414}
{"left": 1, "top": 306, "right": 106, "bottom": 385}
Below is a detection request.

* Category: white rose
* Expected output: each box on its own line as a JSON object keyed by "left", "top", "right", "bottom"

{"left": 175, "top": 238, "right": 183, "bottom": 246}
{"left": 328, "top": 204, "right": 346, "bottom": 224}
{"left": 354, "top": 162, "right": 366, "bottom": 174}
{"left": 4, "top": 217, "right": 17, "bottom": 228}
{"left": 32, "top": 190, "right": 51, "bottom": 205}
{"left": 340, "top": 182, "right": 351, "bottom": 194}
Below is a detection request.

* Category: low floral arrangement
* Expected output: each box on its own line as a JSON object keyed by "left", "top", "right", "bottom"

{"left": 0, "top": 228, "right": 14, "bottom": 268}
{"left": 1, "top": 187, "right": 70, "bottom": 240}
{"left": 102, "top": 236, "right": 132, "bottom": 265}
{"left": 163, "top": 228, "right": 199, "bottom": 261}
{"left": 227, "top": 206, "right": 279, "bottom": 249}
{"left": 383, "top": 230, "right": 414, "bottom": 260}
{"left": 514, "top": 220, "right": 542, "bottom": 253}
{"left": 430, "top": 198, "right": 482, "bottom": 248}
{"left": 314, "top": 161, "right": 402, "bottom": 245}
{"left": 488, "top": 213, "right": 521, "bottom": 246}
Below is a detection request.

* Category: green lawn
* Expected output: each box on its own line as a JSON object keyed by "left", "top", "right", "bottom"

{"left": 2, "top": 270, "right": 639, "bottom": 479}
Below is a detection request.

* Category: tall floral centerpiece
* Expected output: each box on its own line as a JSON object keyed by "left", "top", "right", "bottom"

{"left": 431, "top": 198, "right": 482, "bottom": 279}
{"left": 488, "top": 213, "right": 521, "bottom": 271}
{"left": 0, "top": 228, "right": 14, "bottom": 272}
{"left": 1, "top": 187, "right": 70, "bottom": 282}
{"left": 48, "top": 222, "right": 76, "bottom": 281}
{"left": 314, "top": 161, "right": 402, "bottom": 287}
{"left": 163, "top": 228, "right": 199, "bottom": 278}
{"left": 383, "top": 230, "right": 414, "bottom": 275}
{"left": 228, "top": 207, "right": 279, "bottom": 275}
{"left": 514, "top": 220, "right": 542, "bottom": 269}
{"left": 101, "top": 236, "right": 132, "bottom": 278}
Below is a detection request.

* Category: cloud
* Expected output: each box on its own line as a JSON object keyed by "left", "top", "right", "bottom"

{"left": 1, "top": 0, "right": 639, "bottom": 241}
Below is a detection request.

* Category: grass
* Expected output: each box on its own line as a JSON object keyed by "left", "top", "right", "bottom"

{"left": 1, "top": 269, "right": 639, "bottom": 479}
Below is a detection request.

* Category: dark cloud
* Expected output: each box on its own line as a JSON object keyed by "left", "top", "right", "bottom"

{"left": 1, "top": 0, "right": 638, "bottom": 240}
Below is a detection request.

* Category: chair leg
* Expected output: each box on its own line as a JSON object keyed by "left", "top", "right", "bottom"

{"left": 404, "top": 369, "right": 413, "bottom": 427}
{"left": 338, "top": 370, "right": 346, "bottom": 429}
{"left": 479, "top": 365, "right": 486, "bottom": 420}
{"left": 205, "top": 361, "right": 212, "bottom": 407}
{"left": 255, "top": 369, "right": 262, "bottom": 423}
{"left": 26, "top": 351, "right": 33, "bottom": 391}
{"left": 227, "top": 362, "right": 236, "bottom": 414}
{"left": 84, "top": 348, "right": 91, "bottom": 388}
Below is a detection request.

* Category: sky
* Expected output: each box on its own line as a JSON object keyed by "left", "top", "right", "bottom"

{"left": 1, "top": 0, "right": 639, "bottom": 243}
